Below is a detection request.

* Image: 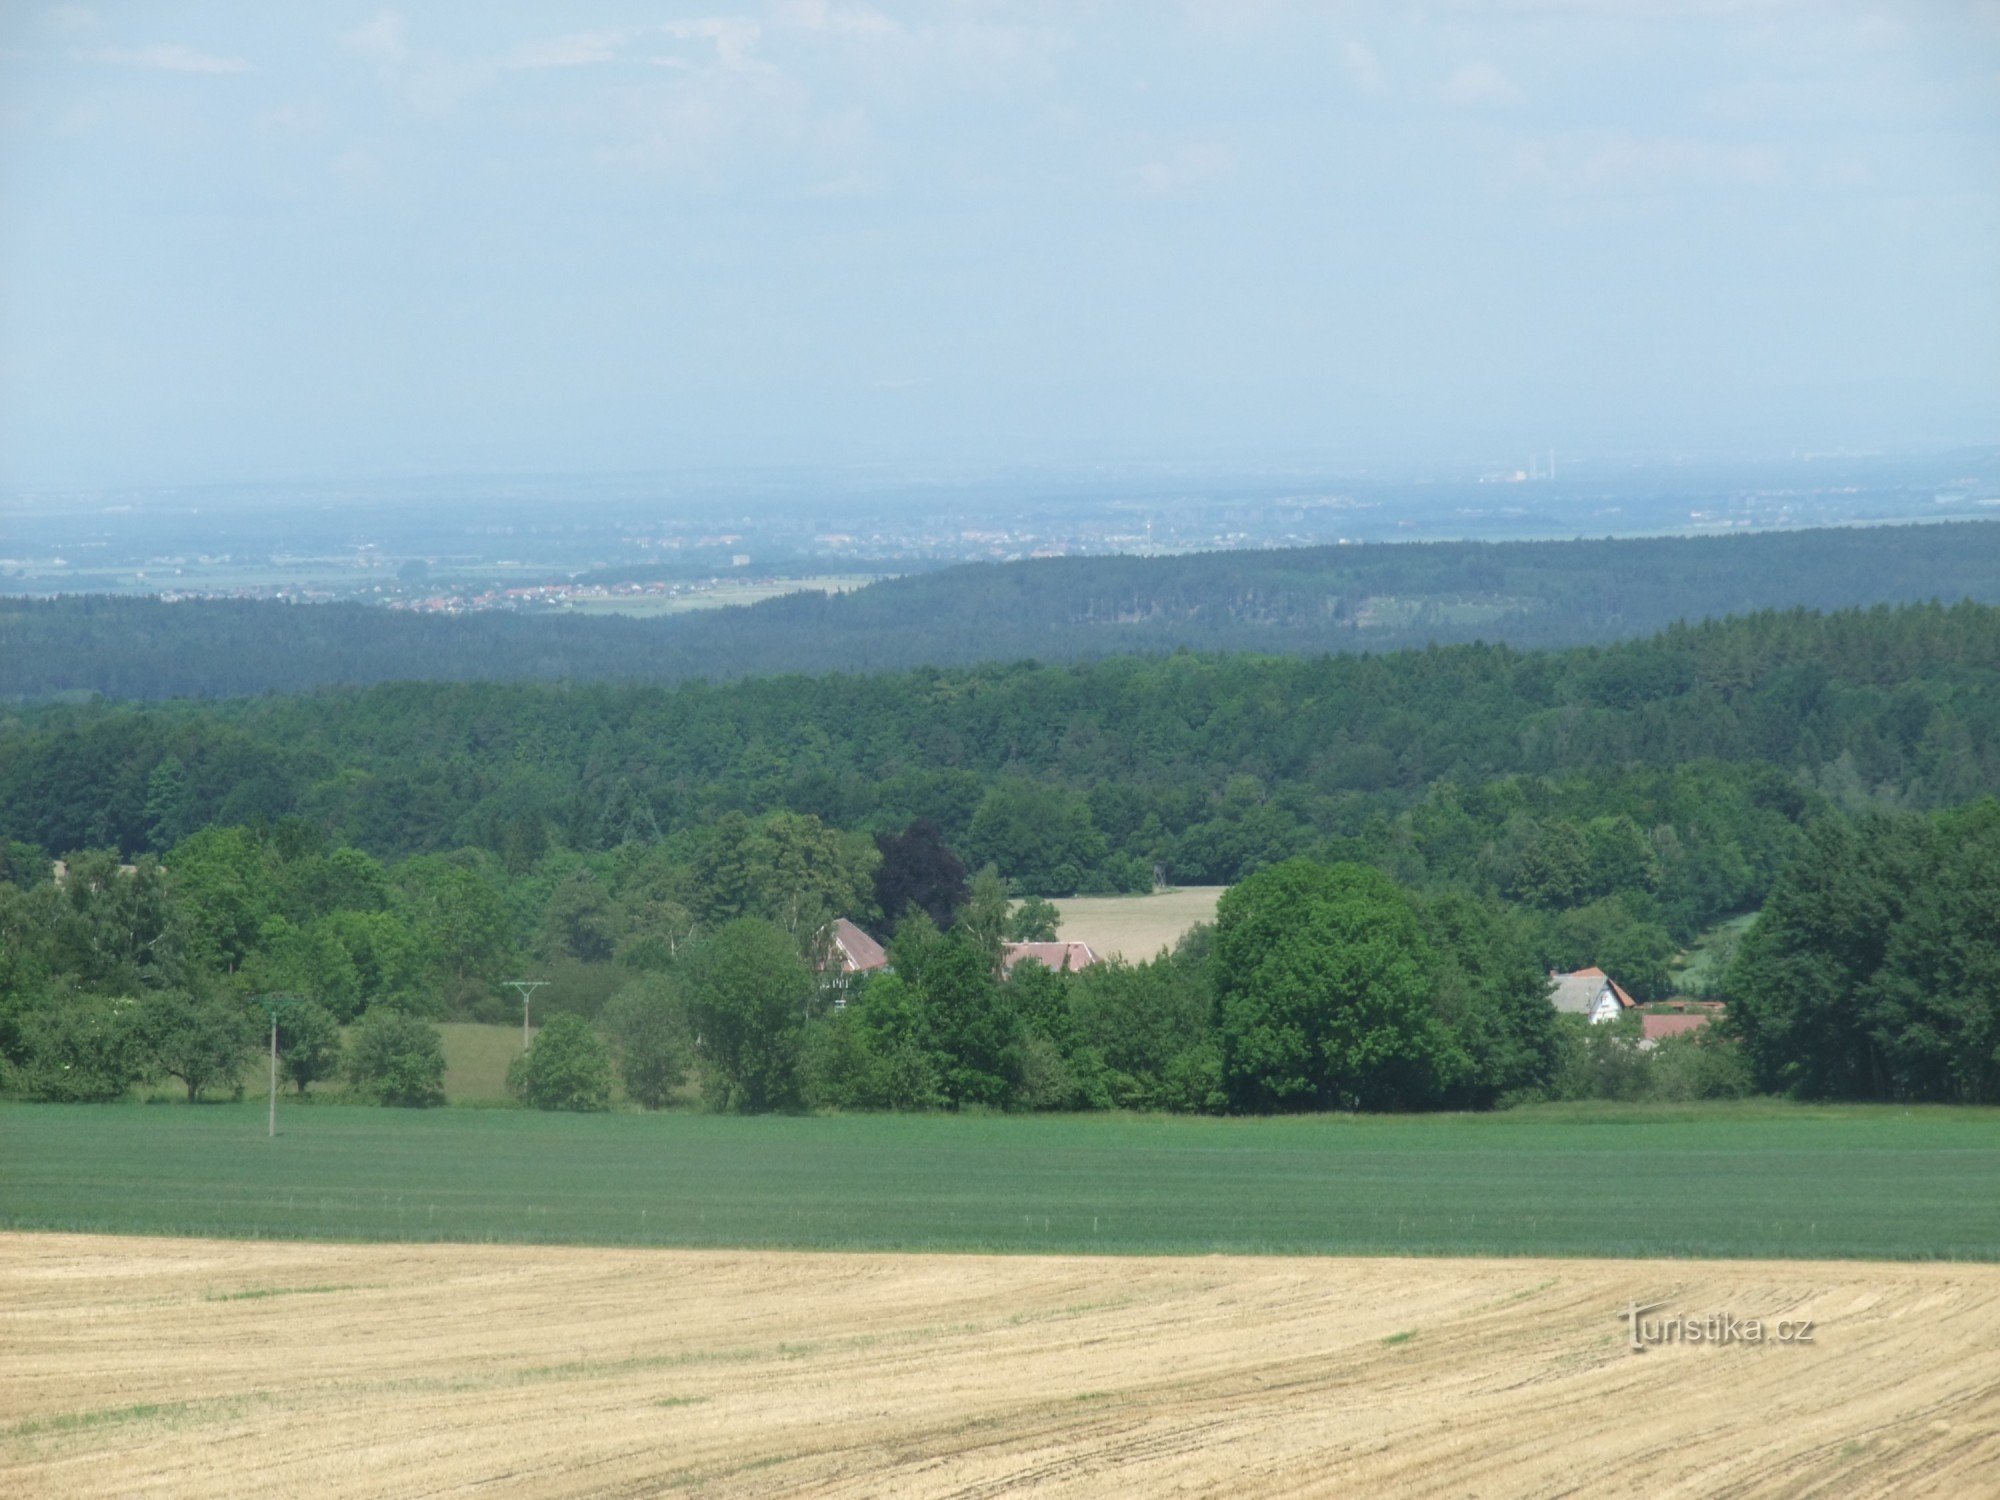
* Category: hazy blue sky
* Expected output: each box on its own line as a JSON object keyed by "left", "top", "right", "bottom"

{"left": 2, "top": 2, "right": 1996, "bottom": 489}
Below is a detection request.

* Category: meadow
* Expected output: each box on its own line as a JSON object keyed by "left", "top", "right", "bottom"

{"left": 3, "top": 1102, "right": 1996, "bottom": 1261}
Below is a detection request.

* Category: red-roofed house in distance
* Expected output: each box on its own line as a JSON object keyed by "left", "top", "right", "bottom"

{"left": 818, "top": 918, "right": 890, "bottom": 1004}
{"left": 1638, "top": 1002, "right": 1725, "bottom": 1048}
{"left": 1001, "top": 941, "right": 1100, "bottom": 976}
{"left": 825, "top": 918, "right": 889, "bottom": 977}
{"left": 1548, "top": 966, "right": 1638, "bottom": 1024}
{"left": 1641, "top": 1013, "right": 1713, "bottom": 1044}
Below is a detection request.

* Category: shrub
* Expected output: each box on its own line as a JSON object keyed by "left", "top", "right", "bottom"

{"left": 275, "top": 999, "right": 343, "bottom": 1094}
{"left": 600, "top": 975, "right": 692, "bottom": 1109}
{"left": 1647, "top": 1031, "right": 1754, "bottom": 1101}
{"left": 345, "top": 1007, "right": 446, "bottom": 1107}
{"left": 1549, "top": 1012, "right": 1652, "bottom": 1102}
{"left": 11, "top": 995, "right": 149, "bottom": 1102}
{"left": 507, "top": 1013, "right": 613, "bottom": 1112}
{"left": 800, "top": 976, "right": 945, "bottom": 1112}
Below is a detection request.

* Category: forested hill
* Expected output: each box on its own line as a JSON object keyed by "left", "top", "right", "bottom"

{"left": 4, "top": 603, "right": 1996, "bottom": 929}
{"left": 7, "top": 521, "right": 1999, "bottom": 701}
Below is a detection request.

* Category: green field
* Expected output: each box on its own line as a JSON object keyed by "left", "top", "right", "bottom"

{"left": 4, "top": 1102, "right": 1997, "bottom": 1260}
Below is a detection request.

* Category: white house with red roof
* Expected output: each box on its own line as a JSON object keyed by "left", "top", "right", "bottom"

{"left": 1548, "top": 966, "right": 1638, "bottom": 1024}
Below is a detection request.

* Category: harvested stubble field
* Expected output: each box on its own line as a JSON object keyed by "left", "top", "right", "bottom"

{"left": 4, "top": 1233, "right": 1998, "bottom": 1497}
{"left": 1049, "top": 885, "right": 1224, "bottom": 960}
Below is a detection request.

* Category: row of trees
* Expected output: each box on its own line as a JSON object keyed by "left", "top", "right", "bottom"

{"left": 10, "top": 801, "right": 1996, "bottom": 1112}
{"left": 506, "top": 855, "right": 1762, "bottom": 1116}
{"left": 5, "top": 988, "right": 446, "bottom": 1108}
{"left": 0, "top": 840, "right": 1594, "bottom": 1113}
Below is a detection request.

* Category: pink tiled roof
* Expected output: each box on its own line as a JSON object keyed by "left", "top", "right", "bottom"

{"left": 1001, "top": 941, "right": 1099, "bottom": 974}
{"left": 827, "top": 918, "right": 889, "bottom": 974}
{"left": 1641, "top": 1013, "right": 1714, "bottom": 1041}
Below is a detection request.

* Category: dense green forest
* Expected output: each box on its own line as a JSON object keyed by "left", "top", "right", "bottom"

{"left": 4, "top": 604, "right": 1995, "bottom": 948}
{"left": 5, "top": 601, "right": 1997, "bottom": 1111}
{"left": 6, "top": 521, "right": 1998, "bottom": 700}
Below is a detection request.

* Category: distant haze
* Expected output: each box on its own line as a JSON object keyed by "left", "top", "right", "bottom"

{"left": 2, "top": 2, "right": 1996, "bottom": 491}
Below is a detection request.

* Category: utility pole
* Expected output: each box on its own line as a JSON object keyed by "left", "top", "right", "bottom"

{"left": 507, "top": 980, "right": 549, "bottom": 1051}
{"left": 268, "top": 1009, "right": 278, "bottom": 1138}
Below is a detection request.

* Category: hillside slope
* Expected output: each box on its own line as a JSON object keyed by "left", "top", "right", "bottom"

{"left": 5, "top": 521, "right": 1998, "bottom": 701}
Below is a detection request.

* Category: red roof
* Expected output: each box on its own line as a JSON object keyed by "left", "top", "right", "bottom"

{"left": 1642, "top": 1013, "right": 1714, "bottom": 1041}
{"left": 825, "top": 919, "right": 889, "bottom": 975}
{"left": 1001, "top": 941, "right": 1099, "bottom": 975}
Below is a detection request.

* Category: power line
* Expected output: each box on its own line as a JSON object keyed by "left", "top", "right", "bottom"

{"left": 505, "top": 979, "right": 549, "bottom": 1051}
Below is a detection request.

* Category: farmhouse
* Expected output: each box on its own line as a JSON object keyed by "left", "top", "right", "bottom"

{"left": 823, "top": 918, "right": 890, "bottom": 978}
{"left": 1548, "top": 966, "right": 1637, "bottom": 1024}
{"left": 1001, "top": 940, "right": 1100, "bottom": 975}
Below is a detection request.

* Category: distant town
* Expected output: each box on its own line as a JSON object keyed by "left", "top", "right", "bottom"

{"left": 3, "top": 448, "right": 1994, "bottom": 611}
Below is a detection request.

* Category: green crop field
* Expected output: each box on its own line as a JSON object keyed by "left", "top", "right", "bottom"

{"left": 4, "top": 1102, "right": 1997, "bottom": 1260}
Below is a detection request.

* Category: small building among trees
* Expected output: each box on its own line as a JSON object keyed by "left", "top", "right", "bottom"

{"left": 1000, "top": 940, "right": 1099, "bottom": 975}
{"left": 1548, "top": 966, "right": 1637, "bottom": 1024}
{"left": 823, "top": 918, "right": 890, "bottom": 978}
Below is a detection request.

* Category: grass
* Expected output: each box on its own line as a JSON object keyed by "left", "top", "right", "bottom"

{"left": 3, "top": 1100, "right": 1997, "bottom": 1261}
{"left": 212, "top": 1022, "right": 528, "bottom": 1107}
{"left": 1672, "top": 910, "right": 1760, "bottom": 997}
{"left": 434, "top": 1022, "right": 527, "bottom": 1102}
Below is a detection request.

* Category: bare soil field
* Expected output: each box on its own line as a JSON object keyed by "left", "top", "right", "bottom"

{"left": 4, "top": 1235, "right": 1997, "bottom": 1497}
{"left": 1050, "top": 886, "right": 1224, "bottom": 961}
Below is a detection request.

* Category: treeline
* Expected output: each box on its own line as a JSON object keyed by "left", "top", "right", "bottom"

{"left": 5, "top": 803, "right": 1992, "bottom": 1110}
{"left": 1728, "top": 800, "right": 2000, "bottom": 1104}
{"left": 0, "top": 832, "right": 1741, "bottom": 1113}
{"left": 3, "top": 604, "right": 1996, "bottom": 977}
{"left": 6, "top": 522, "right": 1999, "bottom": 701}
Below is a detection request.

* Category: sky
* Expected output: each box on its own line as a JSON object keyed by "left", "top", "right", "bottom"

{"left": 1, "top": 1, "right": 1996, "bottom": 491}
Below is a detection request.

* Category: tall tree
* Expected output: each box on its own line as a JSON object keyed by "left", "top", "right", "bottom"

{"left": 1865, "top": 799, "right": 2000, "bottom": 1103}
{"left": 913, "top": 937, "right": 1021, "bottom": 1110}
{"left": 143, "top": 756, "right": 195, "bottom": 852}
{"left": 275, "top": 999, "right": 344, "bottom": 1095}
{"left": 679, "top": 918, "right": 817, "bottom": 1112}
{"left": 138, "top": 990, "right": 255, "bottom": 1103}
{"left": 1725, "top": 815, "right": 1926, "bottom": 1098}
{"left": 1213, "top": 859, "right": 1459, "bottom": 1112}
{"left": 600, "top": 974, "right": 692, "bottom": 1109}
{"left": 1420, "top": 894, "right": 1561, "bottom": 1107}
{"left": 871, "top": 819, "right": 969, "bottom": 932}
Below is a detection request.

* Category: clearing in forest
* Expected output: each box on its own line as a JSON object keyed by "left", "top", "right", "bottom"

{"left": 1049, "top": 885, "right": 1225, "bottom": 960}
